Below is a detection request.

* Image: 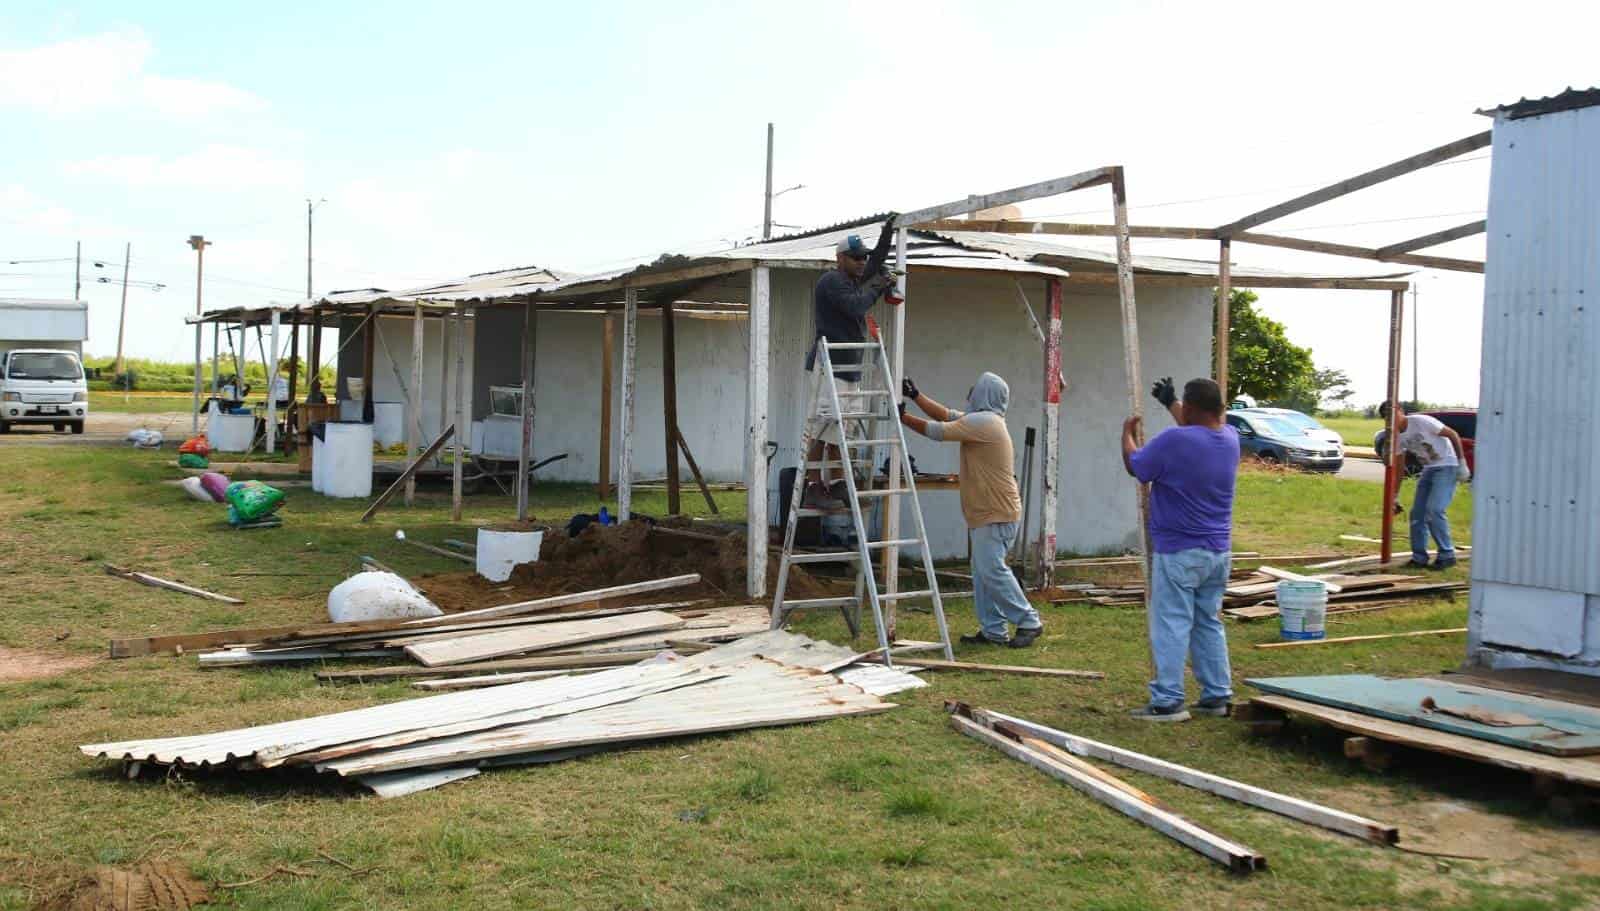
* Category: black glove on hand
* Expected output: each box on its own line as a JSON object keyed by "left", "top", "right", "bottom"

{"left": 902, "top": 376, "right": 919, "bottom": 400}
{"left": 897, "top": 402, "right": 907, "bottom": 417}
{"left": 1151, "top": 376, "right": 1177, "bottom": 408}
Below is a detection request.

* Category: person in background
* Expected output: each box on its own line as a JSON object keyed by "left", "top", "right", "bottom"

{"left": 802, "top": 222, "right": 901, "bottom": 508}
{"left": 900, "top": 371, "right": 1044, "bottom": 648}
{"left": 1379, "top": 401, "right": 1470, "bottom": 569}
{"left": 1120, "top": 377, "right": 1239, "bottom": 722}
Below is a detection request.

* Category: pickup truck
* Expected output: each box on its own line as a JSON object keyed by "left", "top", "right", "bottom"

{"left": 0, "top": 348, "right": 89, "bottom": 433}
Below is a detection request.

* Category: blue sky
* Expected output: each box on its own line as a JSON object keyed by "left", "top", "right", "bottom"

{"left": 3, "top": 0, "right": 1597, "bottom": 404}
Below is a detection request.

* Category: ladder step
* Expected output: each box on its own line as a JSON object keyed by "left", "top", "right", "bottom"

{"left": 854, "top": 488, "right": 911, "bottom": 499}
{"left": 877, "top": 589, "right": 934, "bottom": 601}
{"left": 780, "top": 596, "right": 861, "bottom": 610}
{"left": 824, "top": 342, "right": 880, "bottom": 350}
{"left": 803, "top": 460, "right": 871, "bottom": 469}
{"left": 795, "top": 507, "right": 851, "bottom": 517}
{"left": 839, "top": 411, "right": 880, "bottom": 419}
{"left": 786, "top": 551, "right": 861, "bottom": 564}
{"left": 842, "top": 438, "right": 902, "bottom": 448}
{"left": 835, "top": 390, "right": 890, "bottom": 397}
{"left": 867, "top": 539, "right": 919, "bottom": 550}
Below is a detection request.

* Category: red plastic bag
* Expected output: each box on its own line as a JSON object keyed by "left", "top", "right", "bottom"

{"left": 178, "top": 434, "right": 212, "bottom": 456}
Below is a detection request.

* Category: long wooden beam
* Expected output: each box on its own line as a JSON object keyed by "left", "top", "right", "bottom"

{"left": 1062, "top": 273, "right": 1411, "bottom": 291}
{"left": 1216, "top": 131, "right": 1491, "bottom": 237}
{"left": 897, "top": 166, "right": 1117, "bottom": 226}
{"left": 1375, "top": 220, "right": 1486, "bottom": 259}
{"left": 361, "top": 424, "right": 456, "bottom": 523}
{"left": 917, "top": 219, "right": 1483, "bottom": 273}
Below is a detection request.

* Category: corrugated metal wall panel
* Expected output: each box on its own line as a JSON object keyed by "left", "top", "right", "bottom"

{"left": 1473, "top": 105, "right": 1600, "bottom": 595}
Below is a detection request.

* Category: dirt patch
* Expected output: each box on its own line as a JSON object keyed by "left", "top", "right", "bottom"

{"left": 0, "top": 645, "right": 95, "bottom": 683}
{"left": 415, "top": 520, "right": 833, "bottom": 613}
{"left": 36, "top": 860, "right": 209, "bottom": 910}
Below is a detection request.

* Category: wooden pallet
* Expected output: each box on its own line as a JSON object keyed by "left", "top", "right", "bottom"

{"left": 1242, "top": 694, "right": 1600, "bottom": 790}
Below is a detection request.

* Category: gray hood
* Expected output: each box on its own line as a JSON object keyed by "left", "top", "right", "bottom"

{"left": 967, "top": 372, "right": 1009, "bottom": 416}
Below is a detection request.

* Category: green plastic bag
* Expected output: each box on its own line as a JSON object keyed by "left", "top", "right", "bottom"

{"left": 177, "top": 452, "right": 209, "bottom": 469}
{"left": 224, "top": 480, "right": 285, "bottom": 523}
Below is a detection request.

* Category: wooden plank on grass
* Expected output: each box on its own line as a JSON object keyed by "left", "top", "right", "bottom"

{"left": 895, "top": 658, "right": 1105, "bottom": 680}
{"left": 360, "top": 424, "right": 455, "bottom": 522}
{"left": 972, "top": 707, "right": 1399, "bottom": 844}
{"left": 112, "top": 622, "right": 311, "bottom": 658}
{"left": 950, "top": 714, "right": 1265, "bottom": 873}
{"left": 1250, "top": 694, "right": 1600, "bottom": 789}
{"left": 1257, "top": 566, "right": 1344, "bottom": 593}
{"left": 103, "top": 564, "right": 244, "bottom": 605}
{"left": 316, "top": 651, "right": 664, "bottom": 682}
{"left": 1254, "top": 628, "right": 1466, "bottom": 649}
{"left": 421, "top": 574, "right": 701, "bottom": 624}
{"left": 405, "top": 611, "right": 687, "bottom": 667}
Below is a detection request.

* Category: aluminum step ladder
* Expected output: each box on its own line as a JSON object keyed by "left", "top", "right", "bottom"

{"left": 769, "top": 335, "right": 955, "bottom": 665}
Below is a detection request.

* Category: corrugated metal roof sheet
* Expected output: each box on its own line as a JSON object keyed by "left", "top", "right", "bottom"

{"left": 1477, "top": 87, "right": 1600, "bottom": 121}
{"left": 1471, "top": 97, "right": 1600, "bottom": 595}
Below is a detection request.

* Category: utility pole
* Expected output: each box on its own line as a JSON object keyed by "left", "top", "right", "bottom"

{"left": 188, "top": 235, "right": 211, "bottom": 434}
{"left": 762, "top": 123, "right": 774, "bottom": 240}
{"left": 1411, "top": 283, "right": 1420, "bottom": 404}
{"left": 306, "top": 197, "right": 325, "bottom": 301}
{"left": 114, "top": 243, "right": 131, "bottom": 381}
{"left": 74, "top": 242, "right": 81, "bottom": 299}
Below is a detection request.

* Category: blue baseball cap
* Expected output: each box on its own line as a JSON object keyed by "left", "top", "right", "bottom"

{"left": 836, "top": 234, "right": 870, "bottom": 258}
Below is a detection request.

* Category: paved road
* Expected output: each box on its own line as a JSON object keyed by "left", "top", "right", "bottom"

{"left": 0, "top": 411, "right": 190, "bottom": 446}
{"left": 1337, "top": 457, "right": 1387, "bottom": 483}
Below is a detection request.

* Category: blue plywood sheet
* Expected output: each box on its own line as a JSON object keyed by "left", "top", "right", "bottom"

{"left": 1244, "top": 674, "right": 1600, "bottom": 756}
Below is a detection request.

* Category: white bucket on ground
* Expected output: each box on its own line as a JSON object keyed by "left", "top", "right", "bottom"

{"left": 1277, "top": 580, "right": 1328, "bottom": 641}
{"left": 328, "top": 570, "right": 442, "bottom": 623}
{"left": 477, "top": 527, "right": 544, "bottom": 582}
{"left": 320, "top": 421, "right": 374, "bottom": 498}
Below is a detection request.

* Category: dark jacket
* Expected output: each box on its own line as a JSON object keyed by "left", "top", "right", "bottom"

{"left": 806, "top": 268, "right": 891, "bottom": 381}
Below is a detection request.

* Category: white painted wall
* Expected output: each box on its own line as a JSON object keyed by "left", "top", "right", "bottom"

{"left": 337, "top": 313, "right": 474, "bottom": 443}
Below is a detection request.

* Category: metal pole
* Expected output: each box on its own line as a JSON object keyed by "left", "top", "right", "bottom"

{"left": 1411, "top": 283, "right": 1419, "bottom": 404}
{"left": 1216, "top": 238, "right": 1232, "bottom": 399}
{"left": 114, "top": 243, "right": 131, "bottom": 379}
{"left": 762, "top": 123, "right": 774, "bottom": 240}
{"left": 1380, "top": 288, "right": 1405, "bottom": 564}
{"left": 74, "top": 241, "right": 81, "bottom": 300}
{"left": 188, "top": 235, "right": 209, "bottom": 436}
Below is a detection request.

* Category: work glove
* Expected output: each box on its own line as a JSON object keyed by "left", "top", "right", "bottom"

{"left": 1151, "top": 376, "right": 1177, "bottom": 408}
{"left": 902, "top": 376, "right": 920, "bottom": 400}
{"left": 897, "top": 402, "right": 907, "bottom": 418}
{"left": 1392, "top": 500, "right": 1404, "bottom": 516}
{"left": 1457, "top": 462, "right": 1472, "bottom": 482}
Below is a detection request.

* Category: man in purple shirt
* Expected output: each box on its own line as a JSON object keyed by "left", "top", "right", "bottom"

{"left": 1120, "top": 376, "right": 1240, "bottom": 722}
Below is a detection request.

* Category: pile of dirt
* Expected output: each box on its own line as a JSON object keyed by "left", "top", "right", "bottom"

{"left": 37, "top": 861, "right": 209, "bottom": 911}
{"left": 415, "top": 520, "right": 834, "bottom": 613}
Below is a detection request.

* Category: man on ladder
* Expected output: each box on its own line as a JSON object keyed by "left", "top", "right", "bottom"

{"left": 899, "top": 372, "right": 1045, "bottom": 648}
{"left": 801, "top": 223, "right": 901, "bottom": 508}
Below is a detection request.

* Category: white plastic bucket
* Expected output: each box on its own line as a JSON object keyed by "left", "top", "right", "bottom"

{"left": 477, "top": 527, "right": 544, "bottom": 582}
{"left": 1277, "top": 580, "right": 1328, "bottom": 641}
{"left": 207, "top": 409, "right": 255, "bottom": 452}
{"left": 321, "top": 421, "right": 374, "bottom": 498}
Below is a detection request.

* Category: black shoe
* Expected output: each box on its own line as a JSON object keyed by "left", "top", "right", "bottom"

{"left": 959, "top": 631, "right": 1010, "bottom": 646}
{"left": 801, "top": 483, "right": 845, "bottom": 511}
{"left": 1429, "top": 556, "right": 1458, "bottom": 571}
{"left": 1130, "top": 704, "right": 1191, "bottom": 723}
{"left": 1009, "top": 626, "right": 1044, "bottom": 648}
{"left": 1191, "top": 697, "right": 1233, "bottom": 717}
{"left": 1404, "top": 558, "right": 1430, "bottom": 569}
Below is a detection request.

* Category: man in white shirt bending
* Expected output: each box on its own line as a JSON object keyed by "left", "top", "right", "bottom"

{"left": 1380, "top": 402, "right": 1471, "bottom": 569}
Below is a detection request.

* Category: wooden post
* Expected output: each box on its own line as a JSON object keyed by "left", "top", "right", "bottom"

{"left": 286, "top": 318, "right": 300, "bottom": 405}
{"left": 361, "top": 305, "right": 377, "bottom": 424}
{"left": 618, "top": 287, "right": 639, "bottom": 522}
{"left": 599, "top": 314, "right": 614, "bottom": 501}
{"left": 405, "top": 303, "right": 424, "bottom": 506}
{"left": 265, "top": 310, "right": 280, "bottom": 454}
{"left": 516, "top": 301, "right": 538, "bottom": 522}
{"left": 1109, "top": 169, "right": 1152, "bottom": 588}
{"left": 1380, "top": 288, "right": 1405, "bottom": 564}
{"left": 1038, "top": 278, "right": 1064, "bottom": 589}
{"left": 1216, "top": 237, "right": 1232, "bottom": 399}
{"left": 308, "top": 306, "right": 322, "bottom": 399}
{"left": 746, "top": 266, "right": 771, "bottom": 599}
{"left": 882, "top": 226, "right": 909, "bottom": 639}
{"left": 437, "top": 312, "right": 449, "bottom": 441}
{"left": 662, "top": 298, "right": 682, "bottom": 515}
{"left": 211, "top": 322, "right": 220, "bottom": 393}
{"left": 452, "top": 303, "right": 466, "bottom": 521}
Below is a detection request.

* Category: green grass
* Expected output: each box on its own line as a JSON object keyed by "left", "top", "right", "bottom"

{"left": 1319, "top": 415, "right": 1383, "bottom": 447}
{"left": 87, "top": 391, "right": 198, "bottom": 414}
{"left": 0, "top": 447, "right": 1589, "bottom": 910}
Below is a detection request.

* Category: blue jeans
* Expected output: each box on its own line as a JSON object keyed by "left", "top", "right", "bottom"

{"left": 1148, "top": 548, "right": 1233, "bottom": 709}
{"left": 1410, "top": 465, "right": 1458, "bottom": 562}
{"left": 970, "top": 522, "right": 1041, "bottom": 641}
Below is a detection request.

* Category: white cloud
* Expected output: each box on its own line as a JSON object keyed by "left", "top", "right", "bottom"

{"left": 61, "top": 144, "right": 302, "bottom": 190}
{"left": 0, "top": 31, "right": 264, "bottom": 117}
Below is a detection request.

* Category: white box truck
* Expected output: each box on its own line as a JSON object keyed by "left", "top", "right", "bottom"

{"left": 0, "top": 299, "right": 91, "bottom": 434}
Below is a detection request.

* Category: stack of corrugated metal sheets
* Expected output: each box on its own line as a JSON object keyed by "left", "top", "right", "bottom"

{"left": 81, "top": 631, "right": 924, "bottom": 797}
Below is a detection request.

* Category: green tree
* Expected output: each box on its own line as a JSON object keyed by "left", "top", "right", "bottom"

{"left": 1268, "top": 367, "right": 1353, "bottom": 414}
{"left": 1215, "top": 289, "right": 1313, "bottom": 403}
